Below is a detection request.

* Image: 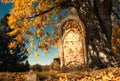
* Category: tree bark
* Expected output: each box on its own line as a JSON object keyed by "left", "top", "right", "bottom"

{"left": 73, "top": 0, "right": 118, "bottom": 68}
{"left": 93, "top": 0, "right": 112, "bottom": 41}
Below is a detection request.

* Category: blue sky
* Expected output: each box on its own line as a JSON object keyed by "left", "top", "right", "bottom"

{"left": 0, "top": 2, "right": 12, "bottom": 18}
{"left": 0, "top": 2, "right": 59, "bottom": 65}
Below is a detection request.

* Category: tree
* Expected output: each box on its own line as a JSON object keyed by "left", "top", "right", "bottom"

{"left": 24, "top": 60, "right": 30, "bottom": 71}
{"left": 42, "top": 65, "right": 50, "bottom": 71}
{"left": 30, "top": 64, "right": 42, "bottom": 72}
{"left": 1, "top": 0, "right": 120, "bottom": 68}
{"left": 0, "top": 14, "right": 29, "bottom": 72}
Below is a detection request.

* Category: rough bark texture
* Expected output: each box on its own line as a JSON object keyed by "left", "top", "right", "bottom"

{"left": 71, "top": 0, "right": 119, "bottom": 68}
{"left": 93, "top": 0, "right": 112, "bottom": 41}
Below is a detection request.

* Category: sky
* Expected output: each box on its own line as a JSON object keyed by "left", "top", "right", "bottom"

{"left": 0, "top": 2, "right": 59, "bottom": 65}
{"left": 0, "top": 2, "right": 12, "bottom": 18}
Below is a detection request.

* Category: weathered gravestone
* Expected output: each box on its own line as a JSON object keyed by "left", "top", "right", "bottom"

{"left": 26, "top": 70, "right": 38, "bottom": 81}
{"left": 53, "top": 56, "right": 60, "bottom": 70}
{"left": 59, "top": 16, "right": 87, "bottom": 70}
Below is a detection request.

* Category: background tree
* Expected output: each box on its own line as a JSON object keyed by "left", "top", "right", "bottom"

{"left": 0, "top": 14, "right": 29, "bottom": 72}
{"left": 24, "top": 60, "right": 30, "bottom": 71}
{"left": 30, "top": 64, "right": 42, "bottom": 72}
{"left": 1, "top": 0, "right": 120, "bottom": 68}
{"left": 42, "top": 65, "right": 50, "bottom": 71}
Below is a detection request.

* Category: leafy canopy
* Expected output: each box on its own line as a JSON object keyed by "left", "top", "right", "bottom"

{"left": 1, "top": 0, "right": 67, "bottom": 54}
{"left": 1, "top": 0, "right": 120, "bottom": 55}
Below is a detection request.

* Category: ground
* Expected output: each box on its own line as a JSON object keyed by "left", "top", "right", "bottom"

{"left": 0, "top": 67, "right": 120, "bottom": 81}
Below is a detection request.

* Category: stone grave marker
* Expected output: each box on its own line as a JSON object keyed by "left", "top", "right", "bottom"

{"left": 26, "top": 70, "right": 38, "bottom": 81}
{"left": 59, "top": 16, "right": 87, "bottom": 70}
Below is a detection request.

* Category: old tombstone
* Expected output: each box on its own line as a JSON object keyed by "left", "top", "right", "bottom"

{"left": 26, "top": 70, "right": 38, "bottom": 81}
{"left": 53, "top": 56, "right": 60, "bottom": 70}
{"left": 59, "top": 15, "right": 87, "bottom": 70}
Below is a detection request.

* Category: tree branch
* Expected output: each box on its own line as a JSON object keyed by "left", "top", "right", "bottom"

{"left": 112, "top": 10, "right": 120, "bottom": 19}
{"left": 26, "top": 0, "right": 73, "bottom": 19}
{"left": 0, "top": 34, "right": 10, "bottom": 42}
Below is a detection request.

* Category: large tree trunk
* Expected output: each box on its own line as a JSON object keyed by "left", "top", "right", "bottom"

{"left": 93, "top": 0, "right": 112, "bottom": 41}
{"left": 73, "top": 0, "right": 118, "bottom": 68}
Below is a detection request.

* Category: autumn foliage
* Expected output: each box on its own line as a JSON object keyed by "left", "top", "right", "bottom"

{"left": 1, "top": 0, "right": 119, "bottom": 55}
{"left": 112, "top": 25, "right": 120, "bottom": 55}
{"left": 1, "top": 0, "right": 64, "bottom": 55}
{"left": 0, "top": 67, "right": 120, "bottom": 81}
